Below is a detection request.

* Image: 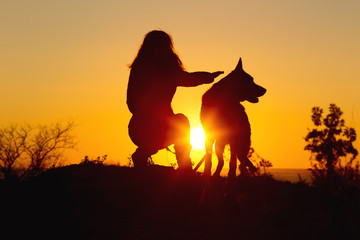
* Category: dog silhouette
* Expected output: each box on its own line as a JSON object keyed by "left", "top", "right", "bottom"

{"left": 199, "top": 58, "right": 266, "bottom": 178}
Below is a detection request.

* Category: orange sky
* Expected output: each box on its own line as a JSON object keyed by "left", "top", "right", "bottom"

{"left": 1, "top": 0, "right": 359, "bottom": 168}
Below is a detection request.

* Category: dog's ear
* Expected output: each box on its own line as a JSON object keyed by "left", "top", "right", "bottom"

{"left": 235, "top": 57, "right": 243, "bottom": 71}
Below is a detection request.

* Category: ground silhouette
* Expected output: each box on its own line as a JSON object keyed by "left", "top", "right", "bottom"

{"left": 2, "top": 164, "right": 359, "bottom": 240}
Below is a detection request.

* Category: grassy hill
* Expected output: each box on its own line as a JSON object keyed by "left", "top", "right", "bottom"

{"left": 2, "top": 164, "right": 359, "bottom": 239}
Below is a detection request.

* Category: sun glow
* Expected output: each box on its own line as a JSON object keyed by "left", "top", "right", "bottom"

{"left": 190, "top": 127, "right": 206, "bottom": 150}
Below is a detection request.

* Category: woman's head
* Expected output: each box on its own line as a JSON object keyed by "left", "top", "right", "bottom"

{"left": 130, "top": 30, "right": 183, "bottom": 69}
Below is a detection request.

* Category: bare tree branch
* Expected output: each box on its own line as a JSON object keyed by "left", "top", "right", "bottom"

{"left": 20, "top": 121, "right": 76, "bottom": 181}
{"left": 0, "top": 121, "right": 76, "bottom": 181}
{"left": 0, "top": 125, "right": 30, "bottom": 180}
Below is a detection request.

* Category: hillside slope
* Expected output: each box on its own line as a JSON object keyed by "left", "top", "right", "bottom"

{"left": 3, "top": 164, "right": 359, "bottom": 239}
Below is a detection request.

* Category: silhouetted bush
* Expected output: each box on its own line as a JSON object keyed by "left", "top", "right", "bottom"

{"left": 305, "top": 104, "right": 359, "bottom": 195}
{"left": 0, "top": 121, "right": 75, "bottom": 182}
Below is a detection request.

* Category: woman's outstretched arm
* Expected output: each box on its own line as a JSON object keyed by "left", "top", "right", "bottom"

{"left": 178, "top": 71, "right": 224, "bottom": 87}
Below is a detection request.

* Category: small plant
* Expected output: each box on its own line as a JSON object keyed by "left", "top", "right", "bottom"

{"left": 147, "top": 156, "right": 154, "bottom": 166}
{"left": 248, "top": 147, "right": 273, "bottom": 177}
{"left": 169, "top": 162, "right": 178, "bottom": 170}
{"left": 81, "top": 155, "right": 108, "bottom": 165}
{"left": 259, "top": 159, "right": 273, "bottom": 175}
{"left": 126, "top": 154, "right": 154, "bottom": 167}
{"left": 127, "top": 155, "right": 134, "bottom": 167}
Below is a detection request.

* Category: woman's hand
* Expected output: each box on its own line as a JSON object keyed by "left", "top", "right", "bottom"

{"left": 203, "top": 71, "right": 224, "bottom": 84}
{"left": 178, "top": 71, "right": 224, "bottom": 87}
{"left": 211, "top": 71, "right": 224, "bottom": 79}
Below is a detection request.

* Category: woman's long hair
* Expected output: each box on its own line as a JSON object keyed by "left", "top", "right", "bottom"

{"left": 129, "top": 30, "right": 184, "bottom": 70}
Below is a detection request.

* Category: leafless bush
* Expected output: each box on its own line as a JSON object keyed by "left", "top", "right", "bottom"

{"left": 0, "top": 121, "right": 76, "bottom": 182}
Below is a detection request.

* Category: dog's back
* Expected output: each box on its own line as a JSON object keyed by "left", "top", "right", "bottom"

{"left": 201, "top": 83, "right": 244, "bottom": 140}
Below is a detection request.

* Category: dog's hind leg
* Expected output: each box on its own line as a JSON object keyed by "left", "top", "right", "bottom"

{"left": 236, "top": 135, "right": 256, "bottom": 176}
{"left": 228, "top": 143, "right": 237, "bottom": 179}
{"left": 239, "top": 155, "right": 257, "bottom": 176}
{"left": 214, "top": 140, "right": 226, "bottom": 176}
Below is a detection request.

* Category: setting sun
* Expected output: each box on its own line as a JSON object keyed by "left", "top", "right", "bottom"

{"left": 1, "top": 0, "right": 359, "bottom": 169}
{"left": 190, "top": 127, "right": 206, "bottom": 150}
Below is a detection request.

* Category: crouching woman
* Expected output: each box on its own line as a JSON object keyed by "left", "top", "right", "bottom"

{"left": 127, "top": 30, "right": 223, "bottom": 169}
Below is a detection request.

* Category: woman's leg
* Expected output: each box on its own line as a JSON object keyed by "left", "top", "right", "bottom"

{"left": 128, "top": 115, "right": 161, "bottom": 168}
{"left": 129, "top": 113, "right": 193, "bottom": 169}
{"left": 131, "top": 148, "right": 150, "bottom": 168}
{"left": 169, "top": 114, "right": 192, "bottom": 170}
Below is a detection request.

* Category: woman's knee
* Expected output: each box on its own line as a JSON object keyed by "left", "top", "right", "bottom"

{"left": 173, "top": 113, "right": 190, "bottom": 128}
{"left": 173, "top": 114, "right": 190, "bottom": 139}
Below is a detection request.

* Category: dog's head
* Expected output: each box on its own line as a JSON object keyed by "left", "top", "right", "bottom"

{"left": 229, "top": 58, "right": 266, "bottom": 103}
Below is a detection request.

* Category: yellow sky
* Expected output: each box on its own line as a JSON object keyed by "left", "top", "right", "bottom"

{"left": 1, "top": 0, "right": 359, "bottom": 168}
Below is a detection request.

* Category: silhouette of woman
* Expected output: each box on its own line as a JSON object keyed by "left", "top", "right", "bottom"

{"left": 127, "top": 30, "right": 223, "bottom": 169}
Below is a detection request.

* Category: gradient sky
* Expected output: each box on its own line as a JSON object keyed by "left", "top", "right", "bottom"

{"left": 1, "top": 0, "right": 359, "bottom": 168}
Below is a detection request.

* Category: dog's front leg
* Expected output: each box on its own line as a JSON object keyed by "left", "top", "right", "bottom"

{"left": 214, "top": 141, "right": 226, "bottom": 176}
{"left": 203, "top": 138, "right": 214, "bottom": 176}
